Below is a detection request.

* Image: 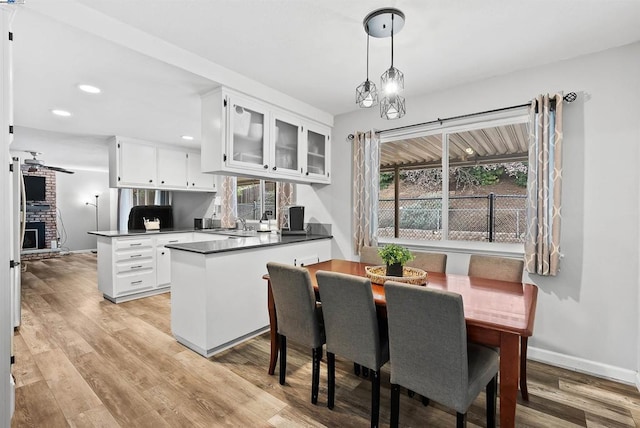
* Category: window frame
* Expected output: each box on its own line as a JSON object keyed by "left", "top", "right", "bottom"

{"left": 377, "top": 107, "right": 529, "bottom": 257}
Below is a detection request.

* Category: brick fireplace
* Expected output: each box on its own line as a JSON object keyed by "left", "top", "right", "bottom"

{"left": 21, "top": 166, "right": 59, "bottom": 261}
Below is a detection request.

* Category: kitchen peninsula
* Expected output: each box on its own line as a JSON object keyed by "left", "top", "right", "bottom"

{"left": 166, "top": 232, "right": 332, "bottom": 357}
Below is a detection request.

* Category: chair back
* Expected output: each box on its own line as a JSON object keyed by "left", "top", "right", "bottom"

{"left": 359, "top": 245, "right": 384, "bottom": 265}
{"left": 266, "top": 262, "right": 324, "bottom": 349}
{"left": 406, "top": 251, "right": 447, "bottom": 273}
{"left": 316, "top": 271, "right": 386, "bottom": 369}
{"left": 468, "top": 255, "right": 524, "bottom": 283}
{"left": 385, "top": 281, "right": 469, "bottom": 410}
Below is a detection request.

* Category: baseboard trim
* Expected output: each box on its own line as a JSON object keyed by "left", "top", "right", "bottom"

{"left": 528, "top": 346, "right": 638, "bottom": 387}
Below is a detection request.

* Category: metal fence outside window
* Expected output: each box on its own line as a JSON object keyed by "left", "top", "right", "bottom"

{"left": 379, "top": 193, "right": 526, "bottom": 243}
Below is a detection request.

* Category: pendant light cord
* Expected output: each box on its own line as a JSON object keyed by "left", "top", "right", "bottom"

{"left": 390, "top": 13, "right": 394, "bottom": 68}
{"left": 366, "top": 32, "right": 370, "bottom": 80}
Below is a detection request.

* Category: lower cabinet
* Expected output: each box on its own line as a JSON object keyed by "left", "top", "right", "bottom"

{"left": 97, "top": 233, "right": 197, "bottom": 303}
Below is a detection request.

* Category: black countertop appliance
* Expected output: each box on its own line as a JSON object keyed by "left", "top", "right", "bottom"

{"left": 128, "top": 205, "right": 174, "bottom": 230}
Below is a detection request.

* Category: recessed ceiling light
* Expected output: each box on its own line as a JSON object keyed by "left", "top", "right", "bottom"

{"left": 465, "top": 147, "right": 474, "bottom": 155}
{"left": 181, "top": 135, "right": 194, "bottom": 141}
{"left": 51, "top": 109, "right": 72, "bottom": 117}
{"left": 78, "top": 84, "right": 101, "bottom": 94}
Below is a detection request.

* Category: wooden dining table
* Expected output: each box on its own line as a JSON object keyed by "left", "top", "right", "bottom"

{"left": 263, "top": 259, "right": 538, "bottom": 428}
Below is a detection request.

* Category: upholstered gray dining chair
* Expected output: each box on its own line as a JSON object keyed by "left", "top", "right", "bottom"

{"left": 266, "top": 262, "right": 325, "bottom": 404}
{"left": 385, "top": 281, "right": 498, "bottom": 428}
{"left": 316, "top": 271, "right": 389, "bottom": 428}
{"left": 468, "top": 254, "right": 529, "bottom": 400}
{"left": 406, "top": 251, "right": 447, "bottom": 273}
{"left": 359, "top": 245, "right": 384, "bottom": 265}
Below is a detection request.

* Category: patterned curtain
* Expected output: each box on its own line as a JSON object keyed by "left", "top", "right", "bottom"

{"left": 352, "top": 131, "right": 380, "bottom": 256}
{"left": 220, "top": 176, "right": 238, "bottom": 228}
{"left": 524, "top": 93, "right": 564, "bottom": 276}
{"left": 276, "top": 182, "right": 295, "bottom": 229}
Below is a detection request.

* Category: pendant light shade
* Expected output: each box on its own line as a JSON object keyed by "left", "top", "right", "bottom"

{"left": 357, "top": 8, "right": 406, "bottom": 119}
{"left": 381, "top": 94, "right": 406, "bottom": 120}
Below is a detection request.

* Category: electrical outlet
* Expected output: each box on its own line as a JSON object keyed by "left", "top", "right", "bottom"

{"left": 51, "top": 240, "right": 57, "bottom": 249}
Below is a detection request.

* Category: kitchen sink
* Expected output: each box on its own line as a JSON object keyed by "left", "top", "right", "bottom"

{"left": 211, "top": 229, "right": 258, "bottom": 237}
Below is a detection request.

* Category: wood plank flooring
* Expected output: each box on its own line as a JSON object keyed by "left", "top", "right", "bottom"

{"left": 11, "top": 254, "right": 640, "bottom": 427}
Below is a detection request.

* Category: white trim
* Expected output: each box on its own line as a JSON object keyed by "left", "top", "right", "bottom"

{"left": 379, "top": 237, "right": 524, "bottom": 258}
{"left": 379, "top": 106, "right": 529, "bottom": 142}
{"left": 528, "top": 346, "right": 639, "bottom": 387}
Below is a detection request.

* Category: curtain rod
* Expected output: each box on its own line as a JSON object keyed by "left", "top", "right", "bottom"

{"left": 371, "top": 91, "right": 577, "bottom": 136}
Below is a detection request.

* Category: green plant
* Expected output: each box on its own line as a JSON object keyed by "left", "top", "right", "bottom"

{"left": 378, "top": 244, "right": 414, "bottom": 266}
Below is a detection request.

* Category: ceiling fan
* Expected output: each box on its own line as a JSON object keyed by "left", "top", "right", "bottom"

{"left": 23, "top": 151, "right": 75, "bottom": 174}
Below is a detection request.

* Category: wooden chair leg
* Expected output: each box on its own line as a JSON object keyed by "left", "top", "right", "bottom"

{"left": 486, "top": 375, "right": 497, "bottom": 428}
{"left": 407, "top": 389, "right": 415, "bottom": 397}
{"left": 354, "top": 362, "right": 361, "bottom": 376}
{"left": 327, "top": 352, "right": 335, "bottom": 409}
{"left": 456, "top": 412, "right": 467, "bottom": 428}
{"left": 421, "top": 396, "right": 430, "bottom": 406}
{"left": 390, "top": 383, "right": 401, "bottom": 428}
{"left": 371, "top": 370, "right": 380, "bottom": 428}
{"left": 279, "top": 335, "right": 286, "bottom": 385}
{"left": 311, "top": 346, "right": 322, "bottom": 404}
{"left": 362, "top": 367, "right": 369, "bottom": 378}
{"left": 520, "top": 336, "right": 529, "bottom": 400}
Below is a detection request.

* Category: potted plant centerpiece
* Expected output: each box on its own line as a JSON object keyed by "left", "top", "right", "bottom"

{"left": 378, "top": 244, "right": 414, "bottom": 277}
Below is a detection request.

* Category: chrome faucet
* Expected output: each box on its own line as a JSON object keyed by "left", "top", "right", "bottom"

{"left": 236, "top": 217, "right": 247, "bottom": 231}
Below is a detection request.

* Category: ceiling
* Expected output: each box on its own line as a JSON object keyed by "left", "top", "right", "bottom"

{"left": 8, "top": 0, "right": 640, "bottom": 172}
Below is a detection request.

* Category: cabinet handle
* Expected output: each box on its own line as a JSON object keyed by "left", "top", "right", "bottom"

{"left": 191, "top": 183, "right": 195, "bottom": 186}
{"left": 161, "top": 251, "right": 165, "bottom": 255}
{"left": 130, "top": 254, "right": 142, "bottom": 258}
{"left": 131, "top": 280, "right": 143, "bottom": 285}
{"left": 129, "top": 243, "right": 142, "bottom": 247}
{"left": 272, "top": 166, "right": 277, "bottom": 171}
{"left": 305, "top": 171, "right": 309, "bottom": 176}
{"left": 168, "top": 240, "right": 179, "bottom": 243}
{"left": 263, "top": 164, "right": 268, "bottom": 169}
{"left": 130, "top": 265, "right": 143, "bottom": 270}
{"left": 161, "top": 180, "right": 165, "bottom": 184}
{"left": 149, "top": 179, "right": 153, "bottom": 183}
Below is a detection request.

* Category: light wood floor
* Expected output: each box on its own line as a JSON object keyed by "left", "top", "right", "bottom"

{"left": 11, "top": 253, "right": 640, "bottom": 427}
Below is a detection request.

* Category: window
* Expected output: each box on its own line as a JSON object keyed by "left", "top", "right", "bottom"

{"left": 378, "top": 110, "right": 528, "bottom": 244}
{"left": 117, "top": 188, "right": 172, "bottom": 230}
{"left": 236, "top": 178, "right": 276, "bottom": 220}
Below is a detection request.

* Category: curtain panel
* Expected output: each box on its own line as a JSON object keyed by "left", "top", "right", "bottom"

{"left": 276, "top": 182, "right": 295, "bottom": 229}
{"left": 524, "top": 93, "right": 564, "bottom": 276}
{"left": 352, "top": 131, "right": 380, "bottom": 255}
{"left": 220, "top": 176, "right": 238, "bottom": 228}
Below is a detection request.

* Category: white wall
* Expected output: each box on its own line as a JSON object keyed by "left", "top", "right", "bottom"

{"left": 299, "top": 42, "right": 640, "bottom": 383}
{"left": 56, "top": 169, "right": 111, "bottom": 251}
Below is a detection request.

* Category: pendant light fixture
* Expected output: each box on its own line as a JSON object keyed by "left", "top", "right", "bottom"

{"left": 359, "top": 7, "right": 406, "bottom": 120}
{"left": 355, "top": 32, "right": 378, "bottom": 108}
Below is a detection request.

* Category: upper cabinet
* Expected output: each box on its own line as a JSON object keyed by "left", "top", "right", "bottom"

{"left": 201, "top": 87, "right": 331, "bottom": 184}
{"left": 109, "top": 136, "right": 217, "bottom": 192}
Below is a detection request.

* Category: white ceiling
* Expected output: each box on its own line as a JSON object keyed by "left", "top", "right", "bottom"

{"left": 9, "top": 0, "right": 640, "bottom": 172}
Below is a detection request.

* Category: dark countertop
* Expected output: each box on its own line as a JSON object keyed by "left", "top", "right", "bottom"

{"left": 89, "top": 228, "right": 228, "bottom": 238}
{"left": 165, "top": 233, "right": 332, "bottom": 255}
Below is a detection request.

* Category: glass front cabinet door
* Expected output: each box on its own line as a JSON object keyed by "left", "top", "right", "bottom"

{"left": 226, "top": 94, "right": 269, "bottom": 172}
{"left": 270, "top": 110, "right": 303, "bottom": 179}
{"left": 304, "top": 123, "right": 331, "bottom": 183}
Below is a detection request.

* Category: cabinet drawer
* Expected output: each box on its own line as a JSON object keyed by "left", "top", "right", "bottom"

{"left": 115, "top": 238, "right": 153, "bottom": 250}
{"left": 115, "top": 271, "right": 156, "bottom": 295}
{"left": 115, "top": 259, "right": 154, "bottom": 274}
{"left": 157, "top": 235, "right": 190, "bottom": 247}
{"left": 115, "top": 248, "right": 153, "bottom": 262}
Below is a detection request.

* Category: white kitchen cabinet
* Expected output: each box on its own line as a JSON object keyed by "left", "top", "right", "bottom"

{"left": 201, "top": 87, "right": 331, "bottom": 184}
{"left": 111, "top": 137, "right": 157, "bottom": 188}
{"left": 109, "top": 136, "right": 218, "bottom": 192}
{"left": 187, "top": 152, "right": 216, "bottom": 191}
{"left": 97, "top": 235, "right": 157, "bottom": 303}
{"left": 158, "top": 148, "right": 188, "bottom": 188}
{"left": 303, "top": 122, "right": 331, "bottom": 183}
{"left": 156, "top": 234, "right": 191, "bottom": 287}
